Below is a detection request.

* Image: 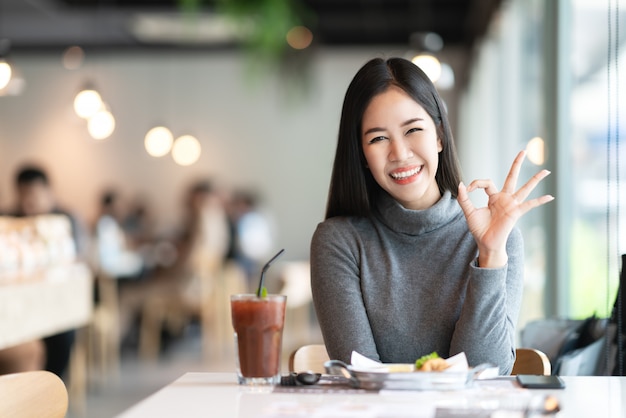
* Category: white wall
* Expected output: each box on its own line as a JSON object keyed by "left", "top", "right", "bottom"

{"left": 0, "top": 47, "right": 426, "bottom": 261}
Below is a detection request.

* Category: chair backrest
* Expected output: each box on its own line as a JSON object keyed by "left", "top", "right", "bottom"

{"left": 511, "top": 348, "right": 552, "bottom": 376}
{"left": 290, "top": 345, "right": 552, "bottom": 376}
{"left": 0, "top": 370, "right": 69, "bottom": 418}
{"left": 289, "top": 344, "right": 330, "bottom": 374}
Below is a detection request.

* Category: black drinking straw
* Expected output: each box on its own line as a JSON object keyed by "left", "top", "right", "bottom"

{"left": 256, "top": 248, "right": 285, "bottom": 297}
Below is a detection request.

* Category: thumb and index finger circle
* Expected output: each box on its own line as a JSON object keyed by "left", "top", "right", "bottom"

{"left": 457, "top": 182, "right": 476, "bottom": 217}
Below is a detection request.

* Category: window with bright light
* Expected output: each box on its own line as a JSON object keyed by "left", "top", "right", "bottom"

{"left": 567, "top": 0, "right": 625, "bottom": 319}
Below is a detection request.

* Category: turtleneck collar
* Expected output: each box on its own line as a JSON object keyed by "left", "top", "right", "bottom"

{"left": 373, "top": 190, "right": 463, "bottom": 236}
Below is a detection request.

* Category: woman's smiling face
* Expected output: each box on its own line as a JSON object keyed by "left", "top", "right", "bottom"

{"left": 361, "top": 86, "right": 443, "bottom": 210}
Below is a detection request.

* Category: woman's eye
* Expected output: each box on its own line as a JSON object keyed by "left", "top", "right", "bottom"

{"left": 368, "top": 136, "right": 387, "bottom": 144}
{"left": 406, "top": 127, "right": 422, "bottom": 135}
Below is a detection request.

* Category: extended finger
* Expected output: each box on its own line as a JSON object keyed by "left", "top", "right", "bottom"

{"left": 514, "top": 169, "right": 551, "bottom": 202}
{"left": 517, "top": 194, "right": 555, "bottom": 215}
{"left": 502, "top": 150, "right": 526, "bottom": 194}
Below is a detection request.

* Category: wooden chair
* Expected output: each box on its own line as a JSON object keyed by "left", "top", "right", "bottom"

{"left": 0, "top": 370, "right": 69, "bottom": 418}
{"left": 138, "top": 258, "right": 247, "bottom": 362}
{"left": 289, "top": 345, "right": 552, "bottom": 376}
{"left": 511, "top": 347, "right": 552, "bottom": 375}
{"left": 289, "top": 344, "right": 330, "bottom": 374}
{"left": 87, "top": 272, "right": 121, "bottom": 385}
{"left": 279, "top": 262, "right": 314, "bottom": 349}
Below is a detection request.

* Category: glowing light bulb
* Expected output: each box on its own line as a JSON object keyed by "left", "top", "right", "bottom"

{"left": 526, "top": 137, "right": 546, "bottom": 165}
{"left": 286, "top": 26, "right": 313, "bottom": 50}
{"left": 0, "top": 61, "right": 12, "bottom": 90}
{"left": 88, "top": 109, "right": 115, "bottom": 140}
{"left": 74, "top": 89, "right": 103, "bottom": 119}
{"left": 172, "top": 135, "right": 201, "bottom": 166}
{"left": 436, "top": 63, "right": 455, "bottom": 90}
{"left": 63, "top": 46, "right": 85, "bottom": 70}
{"left": 145, "top": 126, "right": 174, "bottom": 157}
{"left": 411, "top": 54, "right": 442, "bottom": 83}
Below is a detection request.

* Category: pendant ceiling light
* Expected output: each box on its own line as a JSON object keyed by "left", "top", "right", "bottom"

{"left": 407, "top": 31, "right": 455, "bottom": 90}
{"left": 73, "top": 81, "right": 116, "bottom": 140}
{"left": 74, "top": 87, "right": 103, "bottom": 119}
{"left": 411, "top": 54, "right": 442, "bottom": 83}
{"left": 0, "top": 59, "right": 11, "bottom": 90}
{"left": 526, "top": 137, "right": 546, "bottom": 166}
{"left": 63, "top": 46, "right": 85, "bottom": 70}
{"left": 0, "top": 39, "right": 13, "bottom": 90}
{"left": 172, "top": 135, "right": 201, "bottom": 166}
{"left": 144, "top": 126, "right": 174, "bottom": 157}
{"left": 87, "top": 108, "right": 115, "bottom": 140}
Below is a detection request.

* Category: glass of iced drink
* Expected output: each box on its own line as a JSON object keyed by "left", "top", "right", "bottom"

{"left": 231, "top": 293, "right": 287, "bottom": 385}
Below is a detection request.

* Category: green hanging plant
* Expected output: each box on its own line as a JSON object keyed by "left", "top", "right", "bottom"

{"left": 178, "top": 0, "right": 316, "bottom": 97}
{"left": 220, "top": 0, "right": 297, "bottom": 57}
{"left": 178, "top": 0, "right": 311, "bottom": 60}
{"left": 177, "top": 0, "right": 204, "bottom": 14}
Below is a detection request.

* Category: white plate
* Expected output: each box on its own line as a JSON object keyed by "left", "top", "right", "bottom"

{"left": 325, "top": 358, "right": 496, "bottom": 391}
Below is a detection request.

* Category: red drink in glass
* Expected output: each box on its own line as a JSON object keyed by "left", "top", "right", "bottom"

{"left": 231, "top": 294, "right": 286, "bottom": 385}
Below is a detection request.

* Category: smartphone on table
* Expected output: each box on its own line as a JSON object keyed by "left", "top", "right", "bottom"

{"left": 516, "top": 374, "right": 566, "bottom": 389}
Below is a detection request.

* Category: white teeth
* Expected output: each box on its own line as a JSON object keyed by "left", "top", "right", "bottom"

{"left": 390, "top": 167, "right": 421, "bottom": 179}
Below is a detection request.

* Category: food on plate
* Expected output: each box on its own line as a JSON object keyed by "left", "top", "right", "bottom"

{"left": 418, "top": 357, "right": 450, "bottom": 371}
{"left": 415, "top": 352, "right": 450, "bottom": 372}
{"left": 384, "top": 364, "right": 415, "bottom": 372}
{"left": 415, "top": 352, "right": 440, "bottom": 369}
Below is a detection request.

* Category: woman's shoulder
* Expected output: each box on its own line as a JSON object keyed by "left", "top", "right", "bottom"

{"left": 313, "top": 215, "right": 373, "bottom": 238}
{"left": 311, "top": 216, "right": 376, "bottom": 253}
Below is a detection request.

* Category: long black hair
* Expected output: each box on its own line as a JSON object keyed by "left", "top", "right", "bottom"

{"left": 325, "top": 57, "right": 462, "bottom": 219}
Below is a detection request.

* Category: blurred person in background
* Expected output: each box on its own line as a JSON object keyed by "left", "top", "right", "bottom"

{"left": 11, "top": 165, "right": 89, "bottom": 258}
{"left": 122, "top": 195, "right": 156, "bottom": 249}
{"left": 94, "top": 189, "right": 145, "bottom": 281}
{"left": 0, "top": 164, "right": 89, "bottom": 378}
{"left": 117, "top": 179, "right": 231, "bottom": 352}
{"left": 226, "top": 189, "right": 273, "bottom": 290}
{"left": 178, "top": 180, "right": 231, "bottom": 277}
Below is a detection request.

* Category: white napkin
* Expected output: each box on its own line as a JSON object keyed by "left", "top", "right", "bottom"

{"left": 350, "top": 351, "right": 469, "bottom": 373}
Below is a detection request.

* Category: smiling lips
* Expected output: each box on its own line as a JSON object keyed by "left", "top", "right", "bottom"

{"left": 389, "top": 166, "right": 422, "bottom": 183}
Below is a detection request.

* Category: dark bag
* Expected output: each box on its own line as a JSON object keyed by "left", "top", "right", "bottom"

{"left": 608, "top": 254, "right": 626, "bottom": 376}
{"left": 520, "top": 318, "right": 583, "bottom": 366}
{"left": 521, "top": 314, "right": 607, "bottom": 376}
{"left": 521, "top": 254, "right": 626, "bottom": 376}
{"left": 552, "top": 315, "right": 609, "bottom": 376}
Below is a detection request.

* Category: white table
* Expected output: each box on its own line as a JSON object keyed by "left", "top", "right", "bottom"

{"left": 117, "top": 372, "right": 626, "bottom": 417}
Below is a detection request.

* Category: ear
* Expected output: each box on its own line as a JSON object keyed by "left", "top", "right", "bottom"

{"left": 437, "top": 137, "right": 443, "bottom": 153}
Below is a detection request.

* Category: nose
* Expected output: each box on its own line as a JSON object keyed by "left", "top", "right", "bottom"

{"left": 388, "top": 138, "right": 413, "bottom": 161}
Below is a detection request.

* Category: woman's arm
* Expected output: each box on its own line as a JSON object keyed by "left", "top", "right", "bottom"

{"left": 310, "top": 220, "right": 380, "bottom": 363}
{"left": 455, "top": 151, "right": 552, "bottom": 373}
{"left": 449, "top": 227, "right": 524, "bottom": 374}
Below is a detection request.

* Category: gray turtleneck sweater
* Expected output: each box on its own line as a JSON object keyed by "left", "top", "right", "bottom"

{"left": 310, "top": 191, "right": 523, "bottom": 375}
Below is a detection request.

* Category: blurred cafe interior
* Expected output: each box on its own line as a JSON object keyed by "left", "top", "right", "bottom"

{"left": 0, "top": 0, "right": 624, "bottom": 416}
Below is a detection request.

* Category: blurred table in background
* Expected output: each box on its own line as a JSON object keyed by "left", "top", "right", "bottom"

{"left": 0, "top": 215, "right": 93, "bottom": 414}
{"left": 0, "top": 262, "right": 92, "bottom": 350}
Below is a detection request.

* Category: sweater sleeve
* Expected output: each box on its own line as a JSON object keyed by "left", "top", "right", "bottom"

{"left": 310, "top": 219, "right": 380, "bottom": 363}
{"left": 449, "top": 227, "right": 524, "bottom": 375}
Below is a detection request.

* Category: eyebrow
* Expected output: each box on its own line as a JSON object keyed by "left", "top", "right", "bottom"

{"left": 363, "top": 118, "right": 424, "bottom": 136}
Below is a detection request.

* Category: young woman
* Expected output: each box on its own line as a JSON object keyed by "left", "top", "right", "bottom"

{"left": 310, "top": 57, "right": 554, "bottom": 374}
